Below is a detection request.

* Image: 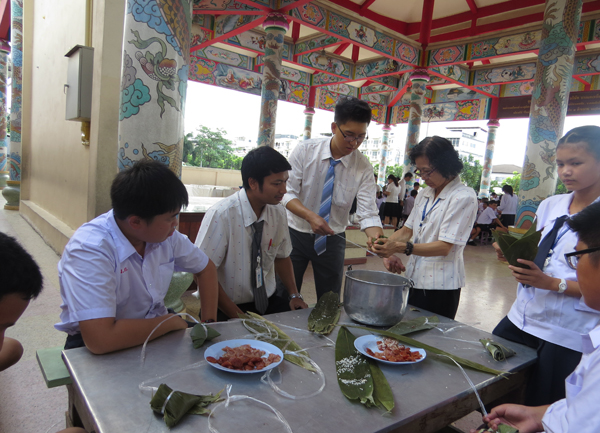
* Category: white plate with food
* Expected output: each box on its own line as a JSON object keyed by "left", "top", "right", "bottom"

{"left": 354, "top": 335, "right": 426, "bottom": 365}
{"left": 204, "top": 339, "right": 284, "bottom": 374}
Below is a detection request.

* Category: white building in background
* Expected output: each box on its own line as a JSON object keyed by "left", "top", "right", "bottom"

{"left": 360, "top": 131, "right": 405, "bottom": 168}
{"left": 444, "top": 126, "right": 487, "bottom": 163}
{"left": 491, "top": 164, "right": 522, "bottom": 183}
{"left": 231, "top": 136, "right": 256, "bottom": 158}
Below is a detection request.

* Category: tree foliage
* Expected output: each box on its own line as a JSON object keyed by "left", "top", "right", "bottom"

{"left": 459, "top": 154, "right": 484, "bottom": 193}
{"left": 183, "top": 126, "right": 242, "bottom": 170}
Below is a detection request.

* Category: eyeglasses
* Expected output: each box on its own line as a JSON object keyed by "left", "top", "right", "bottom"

{"left": 564, "top": 246, "right": 600, "bottom": 269}
{"left": 414, "top": 167, "right": 437, "bottom": 178}
{"left": 336, "top": 123, "right": 368, "bottom": 145}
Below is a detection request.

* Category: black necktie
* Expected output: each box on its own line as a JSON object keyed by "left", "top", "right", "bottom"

{"left": 251, "top": 220, "right": 268, "bottom": 314}
{"left": 533, "top": 215, "right": 568, "bottom": 270}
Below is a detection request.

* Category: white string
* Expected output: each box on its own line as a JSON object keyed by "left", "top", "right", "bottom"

{"left": 44, "top": 420, "right": 63, "bottom": 433}
{"left": 208, "top": 384, "right": 293, "bottom": 433}
{"left": 139, "top": 360, "right": 208, "bottom": 394}
{"left": 261, "top": 349, "right": 326, "bottom": 399}
{"left": 140, "top": 313, "right": 199, "bottom": 367}
{"left": 439, "top": 354, "right": 488, "bottom": 417}
{"left": 160, "top": 390, "right": 176, "bottom": 415}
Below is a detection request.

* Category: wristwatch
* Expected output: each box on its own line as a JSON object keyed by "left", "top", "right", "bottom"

{"left": 558, "top": 278, "right": 568, "bottom": 294}
{"left": 289, "top": 293, "right": 304, "bottom": 301}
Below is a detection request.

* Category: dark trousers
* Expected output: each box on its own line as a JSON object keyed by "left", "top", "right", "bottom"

{"left": 493, "top": 316, "right": 582, "bottom": 406}
{"left": 276, "top": 228, "right": 346, "bottom": 300}
{"left": 216, "top": 293, "right": 291, "bottom": 322}
{"left": 408, "top": 288, "right": 461, "bottom": 320}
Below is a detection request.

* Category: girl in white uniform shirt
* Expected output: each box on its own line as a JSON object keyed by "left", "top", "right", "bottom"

{"left": 371, "top": 136, "right": 478, "bottom": 319}
{"left": 383, "top": 174, "right": 402, "bottom": 228}
{"left": 492, "top": 125, "right": 600, "bottom": 406}
{"left": 497, "top": 184, "right": 518, "bottom": 226}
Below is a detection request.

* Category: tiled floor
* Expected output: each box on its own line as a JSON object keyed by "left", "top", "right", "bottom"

{"left": 0, "top": 195, "right": 518, "bottom": 433}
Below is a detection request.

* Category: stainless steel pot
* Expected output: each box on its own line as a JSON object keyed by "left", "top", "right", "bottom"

{"left": 343, "top": 267, "right": 413, "bottom": 326}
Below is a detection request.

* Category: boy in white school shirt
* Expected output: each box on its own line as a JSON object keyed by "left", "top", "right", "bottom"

{"left": 196, "top": 146, "right": 308, "bottom": 320}
{"left": 474, "top": 201, "right": 600, "bottom": 433}
{"left": 55, "top": 160, "right": 219, "bottom": 354}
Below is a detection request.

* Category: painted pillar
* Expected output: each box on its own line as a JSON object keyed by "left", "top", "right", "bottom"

{"left": 378, "top": 124, "right": 392, "bottom": 185}
{"left": 117, "top": 0, "right": 193, "bottom": 177}
{"left": 403, "top": 69, "right": 429, "bottom": 174}
{"left": 515, "top": 0, "right": 582, "bottom": 228}
{"left": 303, "top": 107, "right": 315, "bottom": 140}
{"left": 0, "top": 40, "right": 10, "bottom": 190}
{"left": 256, "top": 13, "right": 289, "bottom": 147}
{"left": 479, "top": 119, "right": 500, "bottom": 198}
{"left": 2, "top": 0, "right": 23, "bottom": 209}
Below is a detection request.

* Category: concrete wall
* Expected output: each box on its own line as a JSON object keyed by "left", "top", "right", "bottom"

{"left": 20, "top": 0, "right": 123, "bottom": 254}
{"left": 182, "top": 166, "right": 242, "bottom": 188}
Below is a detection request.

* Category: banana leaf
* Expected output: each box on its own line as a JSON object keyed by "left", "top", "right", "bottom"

{"left": 476, "top": 424, "right": 518, "bottom": 433}
{"left": 480, "top": 339, "right": 516, "bottom": 362}
{"left": 150, "top": 383, "right": 223, "bottom": 428}
{"left": 335, "top": 326, "right": 394, "bottom": 412}
{"left": 308, "top": 291, "right": 341, "bottom": 335}
{"left": 241, "top": 312, "right": 317, "bottom": 372}
{"left": 345, "top": 324, "right": 506, "bottom": 377}
{"left": 386, "top": 316, "right": 439, "bottom": 335}
{"left": 190, "top": 324, "right": 220, "bottom": 349}
{"left": 492, "top": 223, "right": 542, "bottom": 269}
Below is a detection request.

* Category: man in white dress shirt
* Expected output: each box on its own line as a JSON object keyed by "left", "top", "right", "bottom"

{"left": 280, "top": 97, "right": 383, "bottom": 299}
{"left": 478, "top": 201, "right": 600, "bottom": 433}
{"left": 196, "top": 146, "right": 308, "bottom": 320}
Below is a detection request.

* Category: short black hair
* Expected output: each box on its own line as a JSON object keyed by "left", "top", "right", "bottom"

{"left": 409, "top": 136, "right": 463, "bottom": 179}
{"left": 404, "top": 173, "right": 413, "bottom": 179}
{"left": 111, "top": 159, "right": 188, "bottom": 221}
{"left": 410, "top": 189, "right": 418, "bottom": 197}
{"left": 557, "top": 125, "right": 600, "bottom": 160}
{"left": 241, "top": 146, "right": 291, "bottom": 190}
{"left": 489, "top": 201, "right": 499, "bottom": 206}
{"left": 568, "top": 201, "right": 600, "bottom": 265}
{"left": 413, "top": 182, "right": 420, "bottom": 187}
{"left": 334, "top": 96, "right": 372, "bottom": 125}
{"left": 0, "top": 233, "right": 43, "bottom": 302}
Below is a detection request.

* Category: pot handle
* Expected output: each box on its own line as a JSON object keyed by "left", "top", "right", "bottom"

{"left": 408, "top": 278, "right": 415, "bottom": 289}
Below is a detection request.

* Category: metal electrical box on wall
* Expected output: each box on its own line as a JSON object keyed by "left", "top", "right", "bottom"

{"left": 65, "top": 45, "right": 94, "bottom": 121}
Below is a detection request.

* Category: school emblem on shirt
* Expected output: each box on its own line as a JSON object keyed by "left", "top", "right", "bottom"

{"left": 120, "top": 267, "right": 129, "bottom": 274}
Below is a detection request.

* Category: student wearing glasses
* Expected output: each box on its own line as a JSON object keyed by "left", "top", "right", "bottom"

{"left": 490, "top": 126, "right": 600, "bottom": 407}
{"left": 279, "top": 97, "right": 383, "bottom": 300}
{"left": 370, "top": 136, "right": 478, "bottom": 319}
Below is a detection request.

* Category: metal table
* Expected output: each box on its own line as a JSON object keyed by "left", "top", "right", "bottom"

{"left": 62, "top": 308, "right": 536, "bottom": 433}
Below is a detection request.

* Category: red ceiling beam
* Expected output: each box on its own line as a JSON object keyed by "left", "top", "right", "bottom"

{"left": 419, "top": 0, "right": 435, "bottom": 51}
{"left": 195, "top": 16, "right": 267, "bottom": 50}
{"left": 232, "top": 0, "right": 271, "bottom": 11}
{"left": 325, "top": 0, "right": 408, "bottom": 34}
{"left": 352, "top": 45, "right": 360, "bottom": 63}
{"left": 0, "top": 0, "right": 9, "bottom": 41}
{"left": 387, "top": 78, "right": 412, "bottom": 107}
{"left": 405, "top": 0, "right": 544, "bottom": 35}
{"left": 428, "top": 69, "right": 497, "bottom": 99}
{"left": 428, "top": 12, "right": 543, "bottom": 44}
{"left": 360, "top": 0, "right": 378, "bottom": 11}
{"left": 465, "top": 0, "right": 477, "bottom": 14}
{"left": 334, "top": 42, "right": 351, "bottom": 56}
{"left": 292, "top": 21, "right": 301, "bottom": 62}
{"left": 279, "top": 0, "right": 313, "bottom": 13}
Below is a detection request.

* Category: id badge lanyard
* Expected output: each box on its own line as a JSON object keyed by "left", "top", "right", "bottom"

{"left": 415, "top": 197, "right": 441, "bottom": 243}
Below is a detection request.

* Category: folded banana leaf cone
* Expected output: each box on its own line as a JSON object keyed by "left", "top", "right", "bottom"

{"left": 480, "top": 339, "right": 516, "bottom": 362}
{"left": 492, "top": 223, "right": 542, "bottom": 269}
{"left": 190, "top": 323, "right": 220, "bottom": 349}
{"left": 150, "top": 383, "right": 223, "bottom": 428}
{"left": 308, "top": 291, "right": 341, "bottom": 335}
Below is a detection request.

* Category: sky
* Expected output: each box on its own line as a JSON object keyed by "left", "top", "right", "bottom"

{"left": 185, "top": 81, "right": 600, "bottom": 166}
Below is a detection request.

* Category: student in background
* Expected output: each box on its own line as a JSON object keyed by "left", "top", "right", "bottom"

{"left": 497, "top": 184, "right": 518, "bottom": 227}
{"left": 383, "top": 174, "right": 402, "bottom": 228}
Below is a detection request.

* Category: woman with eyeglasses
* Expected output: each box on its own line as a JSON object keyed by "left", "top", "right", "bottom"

{"left": 370, "top": 136, "right": 478, "bottom": 320}
{"left": 491, "top": 125, "right": 600, "bottom": 407}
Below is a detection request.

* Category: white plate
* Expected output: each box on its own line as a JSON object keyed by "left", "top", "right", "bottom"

{"left": 204, "top": 339, "right": 284, "bottom": 374}
{"left": 354, "top": 335, "right": 426, "bottom": 365}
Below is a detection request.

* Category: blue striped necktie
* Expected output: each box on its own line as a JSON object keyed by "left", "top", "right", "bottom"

{"left": 314, "top": 158, "right": 341, "bottom": 255}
